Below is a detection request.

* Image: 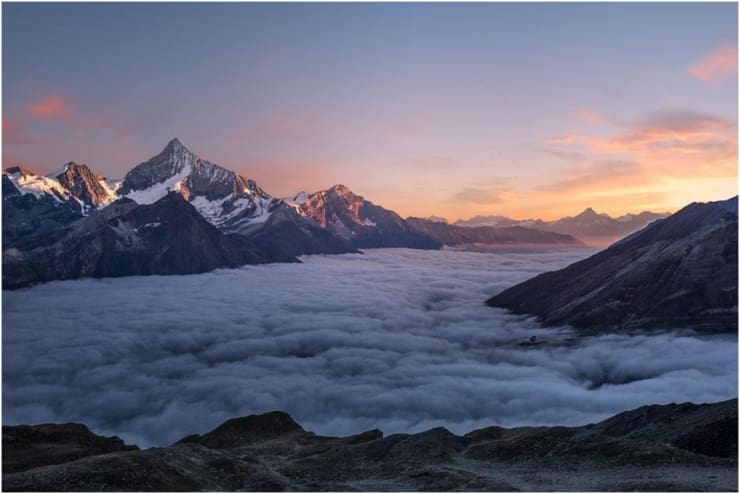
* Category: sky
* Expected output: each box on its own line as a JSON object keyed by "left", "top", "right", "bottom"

{"left": 2, "top": 2, "right": 738, "bottom": 221}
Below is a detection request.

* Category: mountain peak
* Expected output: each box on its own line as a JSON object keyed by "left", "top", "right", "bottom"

{"left": 580, "top": 206, "right": 597, "bottom": 216}
{"left": 574, "top": 207, "right": 608, "bottom": 220}
{"left": 164, "top": 137, "right": 189, "bottom": 154}
{"left": 328, "top": 184, "right": 351, "bottom": 193}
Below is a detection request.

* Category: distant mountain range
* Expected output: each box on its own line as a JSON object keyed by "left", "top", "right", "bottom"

{"left": 406, "top": 217, "right": 582, "bottom": 247}
{"left": 3, "top": 139, "right": 587, "bottom": 288}
{"left": 487, "top": 196, "right": 738, "bottom": 333}
{"left": 454, "top": 208, "right": 671, "bottom": 246}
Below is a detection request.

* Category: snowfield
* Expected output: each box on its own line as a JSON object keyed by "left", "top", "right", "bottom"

{"left": 3, "top": 248, "right": 737, "bottom": 447}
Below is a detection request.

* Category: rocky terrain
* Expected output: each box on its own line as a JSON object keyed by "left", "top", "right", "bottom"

{"left": 456, "top": 208, "right": 670, "bottom": 246}
{"left": 297, "top": 185, "right": 441, "bottom": 250}
{"left": 406, "top": 217, "right": 583, "bottom": 247}
{"left": 487, "top": 197, "right": 738, "bottom": 333}
{"left": 3, "top": 399, "right": 736, "bottom": 491}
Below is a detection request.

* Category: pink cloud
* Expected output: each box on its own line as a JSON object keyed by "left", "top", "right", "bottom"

{"left": 687, "top": 43, "right": 738, "bottom": 83}
{"left": 26, "top": 94, "right": 75, "bottom": 120}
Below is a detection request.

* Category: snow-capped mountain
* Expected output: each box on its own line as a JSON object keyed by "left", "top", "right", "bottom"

{"left": 2, "top": 164, "right": 117, "bottom": 247}
{"left": 3, "top": 193, "right": 290, "bottom": 289}
{"left": 2, "top": 170, "right": 82, "bottom": 249}
{"left": 455, "top": 208, "right": 671, "bottom": 246}
{"left": 5, "top": 166, "right": 73, "bottom": 203}
{"left": 299, "top": 185, "right": 441, "bottom": 249}
{"left": 119, "top": 138, "right": 282, "bottom": 235}
{"left": 4, "top": 162, "right": 117, "bottom": 212}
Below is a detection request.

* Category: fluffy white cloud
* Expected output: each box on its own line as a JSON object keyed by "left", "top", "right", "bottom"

{"left": 2, "top": 248, "right": 737, "bottom": 447}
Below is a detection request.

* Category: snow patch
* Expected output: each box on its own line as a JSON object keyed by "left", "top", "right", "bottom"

{"left": 124, "top": 165, "right": 192, "bottom": 205}
{"left": 6, "top": 171, "right": 69, "bottom": 202}
{"left": 98, "top": 178, "right": 122, "bottom": 206}
{"left": 189, "top": 194, "right": 274, "bottom": 229}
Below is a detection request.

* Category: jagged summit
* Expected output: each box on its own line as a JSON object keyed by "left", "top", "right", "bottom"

{"left": 573, "top": 206, "right": 605, "bottom": 220}
{"left": 299, "top": 185, "right": 441, "bottom": 249}
{"left": 166, "top": 137, "right": 184, "bottom": 148}
{"left": 55, "top": 162, "right": 114, "bottom": 208}
{"left": 327, "top": 184, "right": 352, "bottom": 193}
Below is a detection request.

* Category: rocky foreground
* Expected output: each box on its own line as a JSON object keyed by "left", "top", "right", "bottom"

{"left": 3, "top": 399, "right": 737, "bottom": 491}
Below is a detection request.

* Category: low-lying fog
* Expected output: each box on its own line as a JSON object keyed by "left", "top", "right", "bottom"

{"left": 3, "top": 248, "right": 737, "bottom": 447}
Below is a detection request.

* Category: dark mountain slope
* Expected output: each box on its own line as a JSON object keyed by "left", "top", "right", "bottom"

{"left": 249, "top": 206, "right": 356, "bottom": 258}
{"left": 3, "top": 399, "right": 736, "bottom": 491}
{"left": 2, "top": 176, "right": 82, "bottom": 249}
{"left": 2, "top": 193, "right": 292, "bottom": 289}
{"left": 487, "top": 197, "right": 738, "bottom": 333}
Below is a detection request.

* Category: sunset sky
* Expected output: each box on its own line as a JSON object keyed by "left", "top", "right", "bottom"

{"left": 3, "top": 3, "right": 737, "bottom": 221}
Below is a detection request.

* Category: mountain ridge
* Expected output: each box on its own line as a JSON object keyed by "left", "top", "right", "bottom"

{"left": 487, "top": 196, "right": 738, "bottom": 333}
{"left": 455, "top": 208, "right": 671, "bottom": 245}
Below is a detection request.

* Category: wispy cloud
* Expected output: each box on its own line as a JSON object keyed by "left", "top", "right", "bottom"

{"left": 538, "top": 160, "right": 645, "bottom": 194}
{"left": 26, "top": 94, "right": 75, "bottom": 121}
{"left": 547, "top": 108, "right": 737, "bottom": 174}
{"left": 687, "top": 42, "right": 738, "bottom": 83}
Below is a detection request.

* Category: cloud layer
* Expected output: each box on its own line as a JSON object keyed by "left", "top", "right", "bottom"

{"left": 3, "top": 248, "right": 737, "bottom": 447}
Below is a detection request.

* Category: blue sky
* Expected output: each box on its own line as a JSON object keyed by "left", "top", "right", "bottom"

{"left": 3, "top": 2, "right": 737, "bottom": 220}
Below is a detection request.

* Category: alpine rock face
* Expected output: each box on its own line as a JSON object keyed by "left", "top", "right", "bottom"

{"left": 298, "top": 185, "right": 441, "bottom": 249}
{"left": 119, "top": 138, "right": 281, "bottom": 235}
{"left": 55, "top": 162, "right": 117, "bottom": 211}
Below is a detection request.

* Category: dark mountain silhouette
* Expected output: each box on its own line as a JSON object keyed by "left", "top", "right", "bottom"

{"left": 487, "top": 197, "right": 738, "bottom": 333}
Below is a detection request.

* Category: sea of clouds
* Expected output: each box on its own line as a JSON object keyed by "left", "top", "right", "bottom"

{"left": 3, "top": 248, "right": 737, "bottom": 447}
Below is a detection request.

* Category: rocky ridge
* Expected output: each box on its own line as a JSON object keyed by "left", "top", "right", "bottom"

{"left": 3, "top": 399, "right": 737, "bottom": 491}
